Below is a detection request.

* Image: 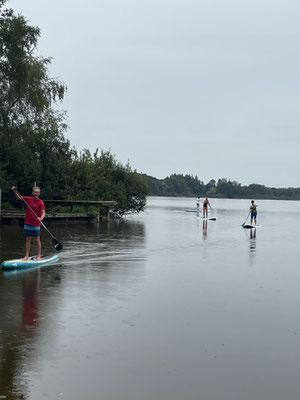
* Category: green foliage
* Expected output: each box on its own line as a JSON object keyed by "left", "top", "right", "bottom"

{"left": 0, "top": 2, "right": 65, "bottom": 125}
{"left": 62, "top": 149, "right": 148, "bottom": 214}
{"left": 0, "top": 0, "right": 72, "bottom": 198}
{"left": 143, "top": 174, "right": 300, "bottom": 200}
{"left": 143, "top": 174, "right": 205, "bottom": 197}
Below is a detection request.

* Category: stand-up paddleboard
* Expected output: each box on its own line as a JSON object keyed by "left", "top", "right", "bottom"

{"left": 185, "top": 209, "right": 211, "bottom": 213}
{"left": 243, "top": 224, "right": 261, "bottom": 229}
{"left": 1, "top": 254, "right": 59, "bottom": 270}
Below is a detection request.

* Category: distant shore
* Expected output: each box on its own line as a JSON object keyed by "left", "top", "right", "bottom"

{"left": 143, "top": 174, "right": 300, "bottom": 201}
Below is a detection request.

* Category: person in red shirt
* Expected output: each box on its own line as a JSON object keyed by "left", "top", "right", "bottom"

{"left": 12, "top": 186, "right": 46, "bottom": 260}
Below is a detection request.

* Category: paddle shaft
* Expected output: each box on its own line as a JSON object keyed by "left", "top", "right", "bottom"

{"left": 242, "top": 210, "right": 251, "bottom": 226}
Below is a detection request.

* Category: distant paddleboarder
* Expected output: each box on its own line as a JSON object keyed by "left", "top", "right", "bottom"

{"left": 12, "top": 186, "right": 45, "bottom": 260}
{"left": 250, "top": 200, "right": 258, "bottom": 226}
{"left": 196, "top": 197, "right": 201, "bottom": 211}
{"left": 202, "top": 198, "right": 212, "bottom": 218}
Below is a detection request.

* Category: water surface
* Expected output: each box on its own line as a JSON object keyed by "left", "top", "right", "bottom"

{"left": 1, "top": 197, "right": 300, "bottom": 400}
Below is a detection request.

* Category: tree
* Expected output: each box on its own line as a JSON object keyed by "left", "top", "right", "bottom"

{"left": 0, "top": 0, "right": 71, "bottom": 197}
{"left": 62, "top": 149, "right": 148, "bottom": 214}
{"left": 205, "top": 179, "right": 216, "bottom": 194}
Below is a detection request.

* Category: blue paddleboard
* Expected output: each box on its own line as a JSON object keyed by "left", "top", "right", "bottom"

{"left": 1, "top": 255, "right": 59, "bottom": 270}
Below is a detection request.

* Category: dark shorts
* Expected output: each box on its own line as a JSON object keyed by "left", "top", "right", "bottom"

{"left": 24, "top": 224, "right": 41, "bottom": 237}
{"left": 251, "top": 212, "right": 257, "bottom": 218}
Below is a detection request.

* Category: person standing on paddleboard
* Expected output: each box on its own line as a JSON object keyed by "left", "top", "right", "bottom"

{"left": 202, "top": 198, "right": 212, "bottom": 218}
{"left": 12, "top": 186, "right": 45, "bottom": 260}
{"left": 250, "top": 200, "right": 258, "bottom": 225}
{"left": 196, "top": 197, "right": 201, "bottom": 211}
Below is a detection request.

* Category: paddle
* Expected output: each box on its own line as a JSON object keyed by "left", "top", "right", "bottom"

{"left": 241, "top": 211, "right": 251, "bottom": 228}
{"left": 13, "top": 188, "right": 63, "bottom": 251}
{"left": 243, "top": 224, "right": 255, "bottom": 229}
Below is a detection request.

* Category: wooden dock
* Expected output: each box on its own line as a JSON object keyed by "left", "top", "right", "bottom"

{"left": 0, "top": 199, "right": 117, "bottom": 224}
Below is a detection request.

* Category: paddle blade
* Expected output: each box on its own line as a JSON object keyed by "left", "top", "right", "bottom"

{"left": 243, "top": 225, "right": 255, "bottom": 229}
{"left": 52, "top": 237, "right": 63, "bottom": 251}
{"left": 209, "top": 218, "right": 216, "bottom": 221}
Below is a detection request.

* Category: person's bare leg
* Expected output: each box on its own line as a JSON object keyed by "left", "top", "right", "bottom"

{"left": 36, "top": 236, "right": 42, "bottom": 260}
{"left": 23, "top": 236, "right": 31, "bottom": 260}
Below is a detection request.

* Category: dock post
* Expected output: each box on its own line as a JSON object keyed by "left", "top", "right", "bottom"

{"left": 96, "top": 207, "right": 101, "bottom": 224}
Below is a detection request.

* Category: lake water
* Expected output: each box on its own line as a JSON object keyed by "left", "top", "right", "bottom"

{"left": 1, "top": 197, "right": 300, "bottom": 400}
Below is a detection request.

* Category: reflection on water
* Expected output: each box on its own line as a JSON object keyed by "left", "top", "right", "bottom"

{"left": 1, "top": 198, "right": 300, "bottom": 400}
{"left": 0, "top": 269, "right": 41, "bottom": 399}
{"left": 202, "top": 219, "right": 208, "bottom": 240}
{"left": 0, "top": 219, "right": 146, "bottom": 400}
{"left": 249, "top": 228, "right": 257, "bottom": 252}
{"left": 22, "top": 269, "right": 40, "bottom": 329}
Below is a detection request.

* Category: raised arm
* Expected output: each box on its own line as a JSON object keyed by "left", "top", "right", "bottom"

{"left": 11, "top": 186, "right": 23, "bottom": 200}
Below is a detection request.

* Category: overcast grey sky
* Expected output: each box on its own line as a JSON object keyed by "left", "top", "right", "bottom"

{"left": 9, "top": 0, "right": 300, "bottom": 187}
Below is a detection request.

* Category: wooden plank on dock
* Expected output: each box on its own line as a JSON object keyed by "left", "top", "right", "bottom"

{"left": 0, "top": 211, "right": 104, "bottom": 223}
{"left": 0, "top": 198, "right": 117, "bottom": 223}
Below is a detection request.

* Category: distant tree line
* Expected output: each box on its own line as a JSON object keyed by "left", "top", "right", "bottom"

{"left": 143, "top": 174, "right": 300, "bottom": 200}
{"left": 0, "top": 0, "right": 147, "bottom": 214}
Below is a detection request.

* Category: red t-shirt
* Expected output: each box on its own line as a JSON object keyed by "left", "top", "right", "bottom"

{"left": 23, "top": 196, "right": 45, "bottom": 226}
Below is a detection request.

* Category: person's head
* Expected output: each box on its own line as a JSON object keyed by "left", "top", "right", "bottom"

{"left": 32, "top": 186, "right": 41, "bottom": 199}
{"left": 251, "top": 200, "right": 254, "bottom": 204}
